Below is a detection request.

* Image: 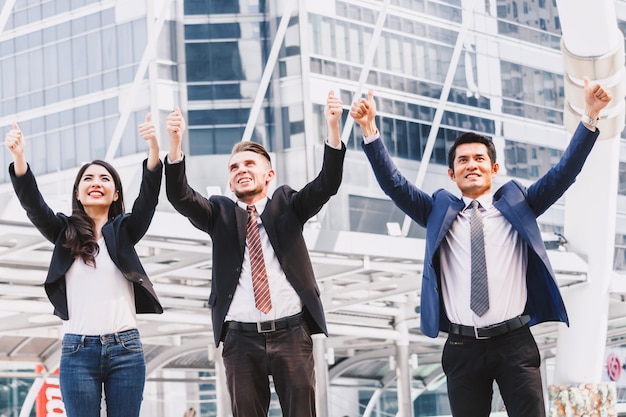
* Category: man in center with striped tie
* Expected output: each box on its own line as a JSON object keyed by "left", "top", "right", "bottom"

{"left": 163, "top": 90, "right": 345, "bottom": 417}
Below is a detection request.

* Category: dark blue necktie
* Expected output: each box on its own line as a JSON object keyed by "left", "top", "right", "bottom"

{"left": 469, "top": 200, "right": 489, "bottom": 317}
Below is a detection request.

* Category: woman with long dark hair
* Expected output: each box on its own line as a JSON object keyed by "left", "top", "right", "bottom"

{"left": 5, "top": 115, "right": 164, "bottom": 417}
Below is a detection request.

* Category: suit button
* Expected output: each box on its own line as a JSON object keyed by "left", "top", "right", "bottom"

{"left": 228, "top": 294, "right": 233, "bottom": 299}
{"left": 139, "top": 278, "right": 144, "bottom": 284}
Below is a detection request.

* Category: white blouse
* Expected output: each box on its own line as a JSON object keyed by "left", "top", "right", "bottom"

{"left": 63, "top": 237, "right": 136, "bottom": 335}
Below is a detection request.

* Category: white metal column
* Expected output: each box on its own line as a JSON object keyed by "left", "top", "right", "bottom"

{"left": 554, "top": 0, "right": 625, "bottom": 384}
{"left": 313, "top": 334, "right": 331, "bottom": 416}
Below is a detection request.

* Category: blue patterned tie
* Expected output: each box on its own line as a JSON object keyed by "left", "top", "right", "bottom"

{"left": 469, "top": 200, "right": 489, "bottom": 316}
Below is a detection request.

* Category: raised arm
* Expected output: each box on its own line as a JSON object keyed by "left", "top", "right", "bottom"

{"left": 137, "top": 113, "right": 160, "bottom": 171}
{"left": 5, "top": 122, "right": 27, "bottom": 176}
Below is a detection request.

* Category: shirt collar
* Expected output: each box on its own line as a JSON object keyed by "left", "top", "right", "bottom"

{"left": 461, "top": 193, "right": 493, "bottom": 211}
{"left": 237, "top": 197, "right": 268, "bottom": 215}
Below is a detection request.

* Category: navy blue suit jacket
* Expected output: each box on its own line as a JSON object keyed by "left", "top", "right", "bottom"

{"left": 9, "top": 160, "right": 164, "bottom": 320}
{"left": 165, "top": 144, "right": 346, "bottom": 346}
{"left": 362, "top": 123, "right": 599, "bottom": 338}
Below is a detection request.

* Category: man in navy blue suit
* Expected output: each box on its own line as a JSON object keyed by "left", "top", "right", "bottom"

{"left": 350, "top": 78, "right": 611, "bottom": 417}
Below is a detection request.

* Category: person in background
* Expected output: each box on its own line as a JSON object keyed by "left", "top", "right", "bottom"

{"left": 4, "top": 115, "right": 164, "bottom": 417}
{"left": 163, "top": 91, "right": 345, "bottom": 417}
{"left": 350, "top": 78, "right": 611, "bottom": 417}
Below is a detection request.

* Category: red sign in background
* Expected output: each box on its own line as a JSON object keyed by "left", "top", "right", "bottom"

{"left": 35, "top": 365, "right": 65, "bottom": 417}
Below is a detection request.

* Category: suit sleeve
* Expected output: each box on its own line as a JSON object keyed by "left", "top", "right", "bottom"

{"left": 362, "top": 138, "right": 433, "bottom": 227}
{"left": 124, "top": 159, "right": 163, "bottom": 243}
{"left": 526, "top": 122, "right": 599, "bottom": 216}
{"left": 9, "top": 163, "right": 67, "bottom": 243}
{"left": 289, "top": 143, "right": 346, "bottom": 224}
{"left": 164, "top": 156, "right": 216, "bottom": 233}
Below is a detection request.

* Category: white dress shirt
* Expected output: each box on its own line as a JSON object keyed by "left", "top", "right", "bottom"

{"left": 225, "top": 197, "right": 302, "bottom": 323}
{"left": 440, "top": 195, "right": 527, "bottom": 327}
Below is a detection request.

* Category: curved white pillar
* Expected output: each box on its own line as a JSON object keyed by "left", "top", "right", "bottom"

{"left": 553, "top": 0, "right": 625, "bottom": 385}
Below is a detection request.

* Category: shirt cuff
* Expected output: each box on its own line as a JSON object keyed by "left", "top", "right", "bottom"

{"left": 363, "top": 132, "right": 381, "bottom": 144}
{"left": 167, "top": 153, "right": 184, "bottom": 164}
{"left": 324, "top": 138, "right": 342, "bottom": 150}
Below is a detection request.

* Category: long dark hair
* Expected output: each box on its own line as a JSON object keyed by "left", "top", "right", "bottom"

{"left": 63, "top": 160, "right": 125, "bottom": 266}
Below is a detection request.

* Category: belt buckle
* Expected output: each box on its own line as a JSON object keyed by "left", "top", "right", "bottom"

{"left": 257, "top": 320, "right": 276, "bottom": 333}
{"left": 473, "top": 326, "right": 490, "bottom": 340}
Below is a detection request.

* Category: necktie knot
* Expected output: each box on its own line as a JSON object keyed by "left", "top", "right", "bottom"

{"left": 247, "top": 204, "right": 256, "bottom": 214}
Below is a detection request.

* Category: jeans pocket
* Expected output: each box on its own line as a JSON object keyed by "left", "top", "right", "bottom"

{"left": 61, "top": 343, "right": 82, "bottom": 356}
{"left": 121, "top": 337, "right": 144, "bottom": 353}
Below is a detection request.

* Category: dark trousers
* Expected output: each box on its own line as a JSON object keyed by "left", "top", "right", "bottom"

{"left": 222, "top": 321, "right": 316, "bottom": 417}
{"left": 441, "top": 325, "right": 545, "bottom": 417}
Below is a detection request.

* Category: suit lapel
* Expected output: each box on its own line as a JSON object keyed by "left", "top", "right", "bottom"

{"left": 235, "top": 205, "right": 248, "bottom": 256}
{"left": 101, "top": 223, "right": 117, "bottom": 263}
{"left": 433, "top": 200, "right": 465, "bottom": 250}
{"left": 260, "top": 199, "right": 280, "bottom": 256}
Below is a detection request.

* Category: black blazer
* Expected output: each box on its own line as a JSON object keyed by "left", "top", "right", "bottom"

{"left": 165, "top": 144, "right": 346, "bottom": 345}
{"left": 9, "top": 160, "right": 164, "bottom": 320}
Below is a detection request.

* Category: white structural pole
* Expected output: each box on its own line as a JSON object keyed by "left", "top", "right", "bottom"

{"left": 313, "top": 334, "right": 331, "bottom": 417}
{"left": 240, "top": 1, "right": 295, "bottom": 145}
{"left": 395, "top": 309, "right": 414, "bottom": 417}
{"left": 212, "top": 345, "right": 232, "bottom": 417}
{"left": 0, "top": 0, "right": 17, "bottom": 34}
{"left": 339, "top": 0, "right": 391, "bottom": 146}
{"left": 553, "top": 0, "right": 625, "bottom": 384}
{"left": 104, "top": 0, "right": 173, "bottom": 161}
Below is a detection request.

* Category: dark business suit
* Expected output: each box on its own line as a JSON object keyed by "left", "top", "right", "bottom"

{"left": 9, "top": 160, "right": 164, "bottom": 319}
{"left": 362, "top": 122, "right": 599, "bottom": 416}
{"left": 165, "top": 143, "right": 345, "bottom": 417}
{"left": 165, "top": 144, "right": 345, "bottom": 345}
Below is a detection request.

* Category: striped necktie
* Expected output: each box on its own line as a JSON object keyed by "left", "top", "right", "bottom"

{"left": 469, "top": 200, "right": 489, "bottom": 317}
{"left": 246, "top": 205, "right": 272, "bottom": 314}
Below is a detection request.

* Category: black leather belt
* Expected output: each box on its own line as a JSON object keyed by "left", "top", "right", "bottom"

{"left": 226, "top": 312, "right": 304, "bottom": 333}
{"left": 449, "top": 315, "right": 530, "bottom": 339}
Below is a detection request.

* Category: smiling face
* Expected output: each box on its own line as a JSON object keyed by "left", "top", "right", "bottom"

{"left": 75, "top": 163, "right": 120, "bottom": 213}
{"left": 448, "top": 142, "right": 499, "bottom": 199}
{"left": 228, "top": 150, "right": 275, "bottom": 204}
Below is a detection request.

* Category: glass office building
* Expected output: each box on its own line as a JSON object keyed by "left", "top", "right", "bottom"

{"left": 0, "top": 0, "right": 625, "bottom": 416}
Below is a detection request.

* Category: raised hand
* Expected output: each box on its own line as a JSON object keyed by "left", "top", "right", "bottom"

{"left": 584, "top": 76, "right": 612, "bottom": 121}
{"left": 138, "top": 113, "right": 160, "bottom": 171}
{"left": 350, "top": 90, "right": 378, "bottom": 137}
{"left": 5, "top": 122, "right": 24, "bottom": 156}
{"left": 166, "top": 106, "right": 186, "bottom": 162}
{"left": 324, "top": 90, "right": 343, "bottom": 126}
{"left": 138, "top": 113, "right": 157, "bottom": 144}
{"left": 5, "top": 122, "right": 27, "bottom": 176}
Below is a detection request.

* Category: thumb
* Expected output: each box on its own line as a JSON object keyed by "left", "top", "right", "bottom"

{"left": 145, "top": 113, "right": 151, "bottom": 123}
{"left": 12, "top": 122, "right": 19, "bottom": 131}
{"left": 367, "top": 90, "right": 374, "bottom": 103}
{"left": 328, "top": 90, "right": 334, "bottom": 98}
{"left": 173, "top": 105, "right": 181, "bottom": 113}
{"left": 583, "top": 76, "right": 590, "bottom": 89}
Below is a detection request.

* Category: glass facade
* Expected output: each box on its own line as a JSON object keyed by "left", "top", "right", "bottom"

{"left": 0, "top": 2, "right": 174, "bottom": 182}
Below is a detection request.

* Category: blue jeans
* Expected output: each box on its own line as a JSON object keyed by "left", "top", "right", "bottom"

{"left": 59, "top": 329, "right": 146, "bottom": 417}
